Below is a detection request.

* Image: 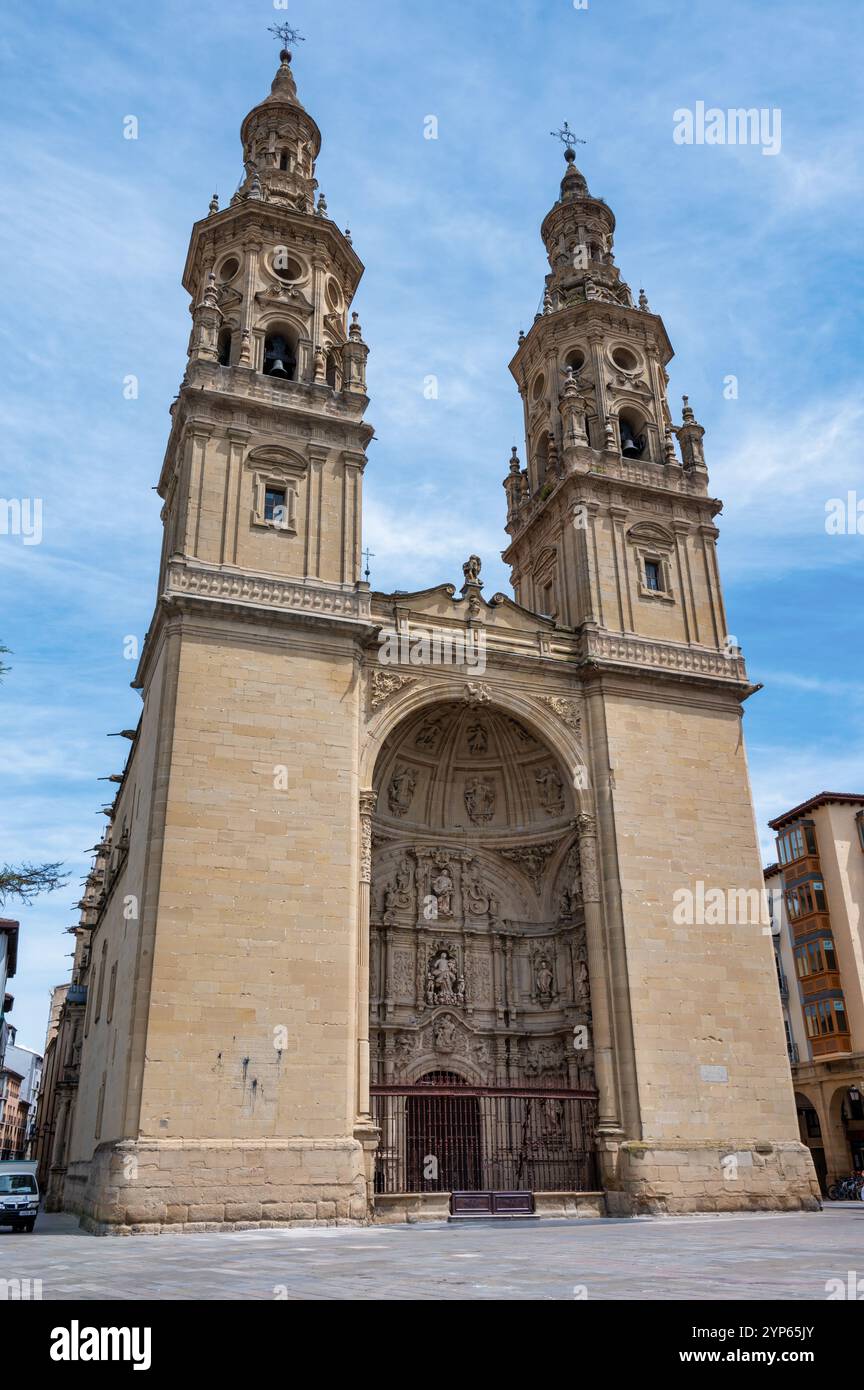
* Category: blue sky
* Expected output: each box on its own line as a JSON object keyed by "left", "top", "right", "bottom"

{"left": 1, "top": 0, "right": 862, "bottom": 1048}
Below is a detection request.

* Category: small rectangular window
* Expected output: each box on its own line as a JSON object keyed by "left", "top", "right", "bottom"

{"left": 834, "top": 998, "right": 848, "bottom": 1033}
{"left": 805, "top": 825, "right": 817, "bottom": 854}
{"left": 264, "top": 486, "right": 286, "bottom": 523}
{"left": 822, "top": 938, "right": 837, "bottom": 972}
{"left": 813, "top": 879, "right": 827, "bottom": 912}
{"left": 644, "top": 560, "right": 662, "bottom": 592}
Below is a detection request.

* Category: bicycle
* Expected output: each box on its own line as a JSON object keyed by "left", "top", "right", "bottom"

{"left": 827, "top": 1172, "right": 864, "bottom": 1200}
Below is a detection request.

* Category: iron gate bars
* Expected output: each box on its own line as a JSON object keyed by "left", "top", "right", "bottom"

{"left": 371, "top": 1080, "right": 599, "bottom": 1194}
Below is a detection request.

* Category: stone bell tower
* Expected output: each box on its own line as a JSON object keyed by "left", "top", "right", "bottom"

{"left": 62, "top": 43, "right": 379, "bottom": 1231}
{"left": 160, "top": 41, "right": 372, "bottom": 596}
{"left": 498, "top": 137, "right": 819, "bottom": 1212}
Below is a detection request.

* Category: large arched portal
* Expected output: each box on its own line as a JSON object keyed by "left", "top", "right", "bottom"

{"left": 369, "top": 699, "right": 599, "bottom": 1202}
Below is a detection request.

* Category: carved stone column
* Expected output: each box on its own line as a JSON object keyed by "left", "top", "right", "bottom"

{"left": 354, "top": 791, "right": 380, "bottom": 1205}
{"left": 577, "top": 812, "right": 621, "bottom": 1142}
{"left": 503, "top": 936, "right": 516, "bottom": 1024}
{"left": 355, "top": 790, "right": 376, "bottom": 1123}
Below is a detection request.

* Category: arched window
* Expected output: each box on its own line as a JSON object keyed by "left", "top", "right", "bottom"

{"left": 217, "top": 328, "right": 232, "bottom": 368}
{"left": 279, "top": 150, "right": 289, "bottom": 171}
{"left": 263, "top": 328, "right": 298, "bottom": 380}
{"left": 325, "top": 350, "right": 340, "bottom": 389}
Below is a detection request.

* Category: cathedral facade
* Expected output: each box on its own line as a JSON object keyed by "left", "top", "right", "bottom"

{"left": 51, "top": 49, "right": 819, "bottom": 1230}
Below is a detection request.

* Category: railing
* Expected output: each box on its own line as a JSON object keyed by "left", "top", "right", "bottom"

{"left": 371, "top": 1079, "right": 599, "bottom": 1195}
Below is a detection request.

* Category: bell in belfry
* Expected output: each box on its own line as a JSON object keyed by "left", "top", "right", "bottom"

{"left": 264, "top": 334, "right": 296, "bottom": 379}
{"left": 619, "top": 419, "right": 645, "bottom": 458}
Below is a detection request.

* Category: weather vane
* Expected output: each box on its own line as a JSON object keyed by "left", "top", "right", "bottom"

{"left": 267, "top": 22, "right": 305, "bottom": 51}
{"left": 550, "top": 122, "right": 586, "bottom": 154}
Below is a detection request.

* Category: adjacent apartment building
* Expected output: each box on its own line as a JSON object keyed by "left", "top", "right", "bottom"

{"left": 766, "top": 792, "right": 864, "bottom": 1191}
{"left": 0, "top": 1027, "right": 43, "bottom": 1160}
{"left": 0, "top": 918, "right": 19, "bottom": 1071}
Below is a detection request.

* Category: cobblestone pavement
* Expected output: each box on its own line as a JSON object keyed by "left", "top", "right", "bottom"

{"left": 1, "top": 1206, "right": 862, "bottom": 1300}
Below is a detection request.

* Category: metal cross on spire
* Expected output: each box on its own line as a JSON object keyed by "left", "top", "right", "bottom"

{"left": 550, "top": 122, "right": 586, "bottom": 154}
{"left": 267, "top": 21, "right": 306, "bottom": 51}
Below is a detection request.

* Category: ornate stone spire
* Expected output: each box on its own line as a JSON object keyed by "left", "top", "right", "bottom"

{"left": 539, "top": 143, "right": 633, "bottom": 312}
{"left": 234, "top": 40, "right": 322, "bottom": 213}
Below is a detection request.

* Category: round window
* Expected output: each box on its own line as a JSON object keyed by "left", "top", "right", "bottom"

{"left": 325, "top": 278, "right": 342, "bottom": 311}
{"left": 565, "top": 348, "right": 586, "bottom": 373}
{"left": 272, "top": 252, "right": 303, "bottom": 282}
{"left": 612, "top": 345, "right": 638, "bottom": 371}
{"left": 531, "top": 372, "right": 546, "bottom": 401}
{"left": 218, "top": 256, "right": 240, "bottom": 282}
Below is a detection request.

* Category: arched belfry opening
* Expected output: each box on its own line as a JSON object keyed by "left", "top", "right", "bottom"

{"left": 369, "top": 699, "right": 599, "bottom": 1203}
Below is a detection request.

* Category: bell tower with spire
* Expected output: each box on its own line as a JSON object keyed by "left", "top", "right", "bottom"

{"left": 497, "top": 135, "right": 818, "bottom": 1213}
{"left": 160, "top": 35, "right": 371, "bottom": 599}
{"left": 503, "top": 133, "right": 722, "bottom": 649}
{"left": 63, "top": 39, "right": 379, "bottom": 1232}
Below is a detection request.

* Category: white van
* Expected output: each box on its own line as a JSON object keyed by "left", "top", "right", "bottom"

{"left": 0, "top": 1161, "right": 40, "bottom": 1232}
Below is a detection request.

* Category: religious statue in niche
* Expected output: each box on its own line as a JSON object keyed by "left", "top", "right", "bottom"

{"left": 426, "top": 946, "right": 466, "bottom": 1008}
{"left": 533, "top": 952, "right": 557, "bottom": 1006}
{"left": 387, "top": 763, "right": 417, "bottom": 818}
{"left": 535, "top": 765, "right": 565, "bottom": 816}
{"left": 383, "top": 853, "right": 414, "bottom": 916}
{"left": 574, "top": 943, "right": 591, "bottom": 1009}
{"left": 465, "top": 775, "right": 496, "bottom": 825}
{"left": 462, "top": 860, "right": 498, "bottom": 919}
{"left": 557, "top": 844, "right": 583, "bottom": 920}
{"left": 466, "top": 722, "right": 488, "bottom": 755}
{"left": 429, "top": 858, "right": 455, "bottom": 918}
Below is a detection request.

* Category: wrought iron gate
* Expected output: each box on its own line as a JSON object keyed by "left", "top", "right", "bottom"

{"left": 371, "top": 1073, "right": 599, "bottom": 1194}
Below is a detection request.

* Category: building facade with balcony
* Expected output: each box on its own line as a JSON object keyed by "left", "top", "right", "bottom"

{"left": 0, "top": 918, "right": 19, "bottom": 1073}
{"left": 766, "top": 792, "right": 864, "bottom": 1190}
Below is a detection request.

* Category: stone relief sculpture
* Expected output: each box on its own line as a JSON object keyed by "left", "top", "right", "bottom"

{"left": 433, "top": 1015, "right": 459, "bottom": 1054}
{"left": 465, "top": 775, "right": 496, "bottom": 824}
{"left": 499, "top": 841, "right": 559, "bottom": 897}
{"left": 535, "top": 764, "right": 565, "bottom": 816}
{"left": 466, "top": 721, "right": 488, "bottom": 754}
{"left": 370, "top": 669, "right": 414, "bottom": 711}
{"left": 388, "top": 763, "right": 417, "bottom": 817}
{"left": 415, "top": 716, "right": 446, "bottom": 751}
{"left": 557, "top": 842, "right": 583, "bottom": 919}
{"left": 383, "top": 852, "right": 414, "bottom": 916}
{"left": 462, "top": 860, "right": 497, "bottom": 918}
